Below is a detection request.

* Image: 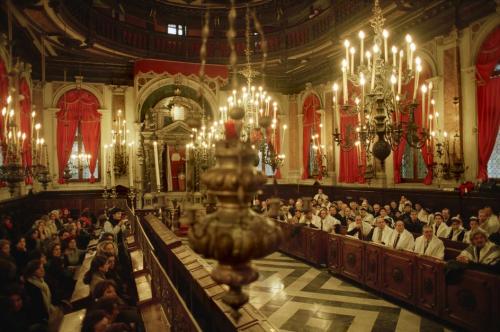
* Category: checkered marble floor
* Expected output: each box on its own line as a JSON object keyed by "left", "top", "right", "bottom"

{"left": 201, "top": 251, "right": 454, "bottom": 332}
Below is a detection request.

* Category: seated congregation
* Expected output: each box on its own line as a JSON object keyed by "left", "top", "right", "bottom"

{"left": 0, "top": 206, "right": 142, "bottom": 332}
{"left": 253, "top": 188, "right": 499, "bottom": 269}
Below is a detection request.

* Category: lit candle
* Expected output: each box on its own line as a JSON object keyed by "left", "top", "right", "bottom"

{"left": 360, "top": 74, "right": 366, "bottom": 108}
{"left": 370, "top": 45, "right": 379, "bottom": 91}
{"left": 281, "top": 124, "right": 287, "bottom": 152}
{"left": 342, "top": 59, "right": 348, "bottom": 104}
{"left": 409, "top": 43, "right": 416, "bottom": 70}
{"left": 413, "top": 64, "right": 421, "bottom": 100}
{"left": 366, "top": 51, "right": 371, "bottom": 68}
{"left": 103, "top": 145, "right": 108, "bottom": 188}
{"left": 110, "top": 145, "right": 116, "bottom": 187}
{"left": 344, "top": 40, "right": 350, "bottom": 69}
{"left": 391, "top": 46, "right": 397, "bottom": 67}
{"left": 128, "top": 143, "right": 134, "bottom": 188}
{"left": 421, "top": 84, "right": 427, "bottom": 125}
{"left": 405, "top": 34, "right": 412, "bottom": 68}
{"left": 398, "top": 50, "right": 403, "bottom": 95}
{"left": 427, "top": 82, "right": 433, "bottom": 118}
{"left": 153, "top": 141, "right": 161, "bottom": 191}
{"left": 332, "top": 83, "right": 338, "bottom": 109}
{"left": 358, "top": 31, "right": 365, "bottom": 65}
{"left": 350, "top": 47, "right": 356, "bottom": 74}
{"left": 355, "top": 141, "right": 361, "bottom": 164}
{"left": 390, "top": 74, "right": 397, "bottom": 96}
{"left": 382, "top": 29, "right": 389, "bottom": 62}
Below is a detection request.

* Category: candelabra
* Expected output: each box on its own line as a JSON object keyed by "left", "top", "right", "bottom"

{"left": 112, "top": 109, "right": 129, "bottom": 176}
{"left": 332, "top": 0, "right": 430, "bottom": 169}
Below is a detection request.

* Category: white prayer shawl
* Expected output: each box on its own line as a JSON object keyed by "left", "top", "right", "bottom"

{"left": 417, "top": 210, "right": 429, "bottom": 223}
{"left": 449, "top": 227, "right": 465, "bottom": 241}
{"left": 300, "top": 215, "right": 320, "bottom": 227}
{"left": 313, "top": 193, "right": 329, "bottom": 202}
{"left": 362, "top": 213, "right": 375, "bottom": 225}
{"left": 313, "top": 215, "right": 339, "bottom": 233}
{"left": 433, "top": 222, "right": 451, "bottom": 238}
{"left": 371, "top": 226, "right": 393, "bottom": 245}
{"left": 459, "top": 241, "right": 500, "bottom": 265}
{"left": 387, "top": 229, "right": 415, "bottom": 251}
{"left": 480, "top": 216, "right": 499, "bottom": 235}
{"left": 463, "top": 228, "right": 487, "bottom": 244}
{"left": 414, "top": 235, "right": 445, "bottom": 260}
{"left": 347, "top": 221, "right": 373, "bottom": 238}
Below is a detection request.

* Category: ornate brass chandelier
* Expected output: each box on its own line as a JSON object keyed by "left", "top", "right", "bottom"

{"left": 332, "top": 0, "right": 430, "bottom": 171}
{"left": 188, "top": 1, "right": 283, "bottom": 319}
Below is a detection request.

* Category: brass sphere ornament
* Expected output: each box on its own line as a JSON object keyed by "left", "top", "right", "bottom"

{"left": 188, "top": 120, "right": 283, "bottom": 319}
{"left": 228, "top": 105, "right": 245, "bottom": 120}
{"left": 258, "top": 116, "right": 272, "bottom": 129}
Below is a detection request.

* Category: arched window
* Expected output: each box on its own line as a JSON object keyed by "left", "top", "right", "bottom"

{"left": 56, "top": 89, "right": 101, "bottom": 183}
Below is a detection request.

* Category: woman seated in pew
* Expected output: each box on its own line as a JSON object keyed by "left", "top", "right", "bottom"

{"left": 91, "top": 295, "right": 140, "bottom": 331}
{"left": 447, "top": 217, "right": 465, "bottom": 242}
{"left": 45, "top": 242, "right": 75, "bottom": 304}
{"left": 63, "top": 237, "right": 85, "bottom": 269}
{"left": 84, "top": 255, "right": 111, "bottom": 298}
{"left": 413, "top": 225, "right": 445, "bottom": 260}
{"left": 370, "top": 217, "right": 393, "bottom": 245}
{"left": 456, "top": 230, "right": 499, "bottom": 269}
{"left": 97, "top": 240, "right": 118, "bottom": 257}
{"left": 346, "top": 216, "right": 373, "bottom": 240}
{"left": 104, "top": 208, "right": 127, "bottom": 243}
{"left": 387, "top": 220, "right": 415, "bottom": 251}
{"left": 24, "top": 259, "right": 64, "bottom": 332}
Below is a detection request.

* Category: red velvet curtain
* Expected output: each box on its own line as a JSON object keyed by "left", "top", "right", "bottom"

{"left": 19, "top": 79, "right": 33, "bottom": 184}
{"left": 168, "top": 146, "right": 186, "bottom": 191}
{"left": 476, "top": 26, "right": 500, "bottom": 181}
{"left": 302, "top": 94, "right": 321, "bottom": 179}
{"left": 338, "top": 112, "right": 362, "bottom": 183}
{"left": 56, "top": 89, "right": 100, "bottom": 183}
{"left": 393, "top": 63, "right": 431, "bottom": 184}
{"left": 0, "top": 60, "right": 8, "bottom": 141}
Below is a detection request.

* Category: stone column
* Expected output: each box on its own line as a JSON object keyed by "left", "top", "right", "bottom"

{"left": 460, "top": 66, "right": 478, "bottom": 181}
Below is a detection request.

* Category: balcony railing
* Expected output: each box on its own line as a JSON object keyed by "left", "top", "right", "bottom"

{"left": 59, "top": 0, "right": 372, "bottom": 63}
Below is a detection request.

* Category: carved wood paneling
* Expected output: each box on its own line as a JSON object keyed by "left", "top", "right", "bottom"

{"left": 364, "top": 244, "right": 382, "bottom": 289}
{"left": 415, "top": 256, "right": 443, "bottom": 314}
{"left": 327, "top": 235, "right": 340, "bottom": 273}
{"left": 443, "top": 270, "right": 498, "bottom": 331}
{"left": 381, "top": 249, "right": 416, "bottom": 303}
{"left": 339, "top": 237, "right": 364, "bottom": 283}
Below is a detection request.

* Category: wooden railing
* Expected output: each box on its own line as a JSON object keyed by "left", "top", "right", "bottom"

{"left": 58, "top": 0, "right": 375, "bottom": 62}
{"left": 139, "top": 213, "right": 277, "bottom": 331}
{"left": 277, "top": 222, "right": 500, "bottom": 332}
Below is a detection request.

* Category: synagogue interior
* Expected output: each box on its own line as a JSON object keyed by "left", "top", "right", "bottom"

{"left": 0, "top": 0, "right": 499, "bottom": 331}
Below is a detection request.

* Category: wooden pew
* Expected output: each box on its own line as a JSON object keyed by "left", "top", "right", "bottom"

{"left": 58, "top": 308, "right": 86, "bottom": 332}
{"left": 70, "top": 250, "right": 96, "bottom": 308}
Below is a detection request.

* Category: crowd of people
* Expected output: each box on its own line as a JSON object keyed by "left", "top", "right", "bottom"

{"left": 253, "top": 188, "right": 499, "bottom": 268}
{"left": 0, "top": 206, "right": 141, "bottom": 332}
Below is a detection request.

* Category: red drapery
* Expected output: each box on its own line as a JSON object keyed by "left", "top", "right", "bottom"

{"left": 56, "top": 89, "right": 101, "bottom": 183}
{"left": 168, "top": 146, "right": 186, "bottom": 191}
{"left": 0, "top": 60, "right": 8, "bottom": 141}
{"left": 19, "top": 79, "right": 33, "bottom": 184}
{"left": 393, "top": 63, "right": 432, "bottom": 184}
{"left": 302, "top": 94, "right": 321, "bottom": 179}
{"left": 134, "top": 59, "right": 228, "bottom": 81}
{"left": 476, "top": 26, "right": 500, "bottom": 181}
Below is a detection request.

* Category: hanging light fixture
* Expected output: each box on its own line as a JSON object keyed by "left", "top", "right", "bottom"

{"left": 332, "top": 0, "right": 430, "bottom": 171}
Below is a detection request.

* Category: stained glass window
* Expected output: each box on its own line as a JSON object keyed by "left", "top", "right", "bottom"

{"left": 487, "top": 130, "right": 500, "bottom": 179}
